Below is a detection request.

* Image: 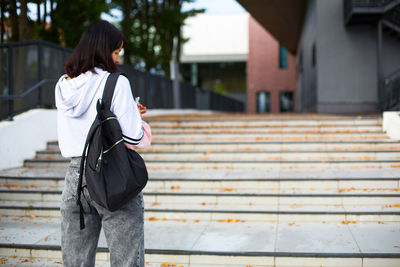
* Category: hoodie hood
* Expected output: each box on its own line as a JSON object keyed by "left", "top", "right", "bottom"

{"left": 55, "top": 67, "right": 109, "bottom": 117}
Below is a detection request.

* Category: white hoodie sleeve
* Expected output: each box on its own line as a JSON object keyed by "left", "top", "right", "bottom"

{"left": 110, "top": 75, "right": 144, "bottom": 145}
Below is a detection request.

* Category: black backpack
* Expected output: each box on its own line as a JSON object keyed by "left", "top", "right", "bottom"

{"left": 77, "top": 72, "right": 148, "bottom": 229}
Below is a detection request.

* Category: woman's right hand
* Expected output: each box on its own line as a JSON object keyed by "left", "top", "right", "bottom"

{"left": 137, "top": 102, "right": 147, "bottom": 115}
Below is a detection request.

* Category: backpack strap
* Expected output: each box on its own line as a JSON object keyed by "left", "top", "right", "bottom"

{"left": 76, "top": 117, "right": 100, "bottom": 230}
{"left": 102, "top": 72, "right": 122, "bottom": 111}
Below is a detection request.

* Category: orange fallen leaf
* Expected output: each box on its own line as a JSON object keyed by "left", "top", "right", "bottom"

{"left": 21, "top": 259, "right": 29, "bottom": 263}
{"left": 221, "top": 188, "right": 234, "bottom": 192}
{"left": 162, "top": 218, "right": 167, "bottom": 221}
{"left": 194, "top": 220, "right": 200, "bottom": 223}
{"left": 148, "top": 217, "right": 158, "bottom": 221}
{"left": 44, "top": 237, "right": 48, "bottom": 241}
{"left": 151, "top": 202, "right": 159, "bottom": 206}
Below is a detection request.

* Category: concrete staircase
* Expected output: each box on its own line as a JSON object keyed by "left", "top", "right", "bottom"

{"left": 0, "top": 113, "right": 400, "bottom": 266}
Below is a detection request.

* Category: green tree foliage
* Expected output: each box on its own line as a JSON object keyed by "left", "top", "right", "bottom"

{"left": 1, "top": 0, "right": 203, "bottom": 76}
{"left": 48, "top": 0, "right": 108, "bottom": 47}
{"left": 111, "top": 0, "right": 204, "bottom": 76}
{"left": 1, "top": 0, "right": 108, "bottom": 47}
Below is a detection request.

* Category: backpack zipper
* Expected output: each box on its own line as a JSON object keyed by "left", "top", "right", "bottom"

{"left": 95, "top": 146, "right": 103, "bottom": 172}
{"left": 102, "top": 116, "right": 117, "bottom": 123}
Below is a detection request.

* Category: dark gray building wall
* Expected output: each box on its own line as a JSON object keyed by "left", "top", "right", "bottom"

{"left": 297, "top": 0, "right": 318, "bottom": 112}
{"left": 298, "top": 0, "right": 400, "bottom": 113}
{"left": 316, "top": 0, "right": 378, "bottom": 113}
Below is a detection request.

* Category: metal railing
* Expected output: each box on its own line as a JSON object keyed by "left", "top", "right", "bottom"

{"left": 118, "top": 65, "right": 244, "bottom": 112}
{"left": 0, "top": 40, "right": 72, "bottom": 120}
{"left": 384, "top": 4, "right": 400, "bottom": 25}
{"left": 346, "top": 0, "right": 394, "bottom": 8}
{"left": 344, "top": 0, "right": 400, "bottom": 25}
{"left": 0, "top": 40, "right": 244, "bottom": 121}
{"left": 384, "top": 68, "right": 400, "bottom": 110}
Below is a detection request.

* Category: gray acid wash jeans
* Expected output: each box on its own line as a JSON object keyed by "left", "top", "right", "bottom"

{"left": 61, "top": 157, "right": 145, "bottom": 267}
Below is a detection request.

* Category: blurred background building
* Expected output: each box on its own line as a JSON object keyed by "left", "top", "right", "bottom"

{"left": 180, "top": 13, "right": 297, "bottom": 113}
{"left": 238, "top": 0, "right": 400, "bottom": 113}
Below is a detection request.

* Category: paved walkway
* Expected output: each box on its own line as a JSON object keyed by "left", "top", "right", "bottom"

{"left": 0, "top": 113, "right": 399, "bottom": 266}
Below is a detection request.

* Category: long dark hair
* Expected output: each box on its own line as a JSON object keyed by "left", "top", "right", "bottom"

{"left": 64, "top": 20, "right": 128, "bottom": 78}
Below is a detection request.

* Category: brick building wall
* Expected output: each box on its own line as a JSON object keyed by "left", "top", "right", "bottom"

{"left": 247, "top": 16, "right": 297, "bottom": 113}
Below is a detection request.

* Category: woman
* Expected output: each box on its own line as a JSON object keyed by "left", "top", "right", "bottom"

{"left": 55, "top": 20, "right": 150, "bottom": 267}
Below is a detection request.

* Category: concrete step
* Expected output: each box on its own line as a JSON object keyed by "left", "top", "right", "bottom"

{"left": 46, "top": 140, "right": 400, "bottom": 152}
{"left": 35, "top": 150, "right": 400, "bottom": 161}
{"left": 22, "top": 158, "right": 400, "bottom": 170}
{"left": 1, "top": 177, "right": 399, "bottom": 192}
{"left": 1, "top": 216, "right": 399, "bottom": 266}
{"left": 150, "top": 126, "right": 383, "bottom": 134}
{"left": 146, "top": 119, "right": 381, "bottom": 128}
{"left": 143, "top": 151, "right": 400, "bottom": 161}
{"left": 146, "top": 114, "right": 379, "bottom": 121}
{"left": 2, "top": 174, "right": 399, "bottom": 199}
{"left": 1, "top": 187, "right": 399, "bottom": 205}
{"left": 0, "top": 200, "right": 399, "bottom": 222}
{"left": 2, "top": 164, "right": 399, "bottom": 179}
{"left": 150, "top": 133, "right": 390, "bottom": 143}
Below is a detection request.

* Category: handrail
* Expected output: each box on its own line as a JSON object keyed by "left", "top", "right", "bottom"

{"left": 0, "top": 40, "right": 72, "bottom": 52}
{"left": 383, "top": 0, "right": 400, "bottom": 12}
{"left": 347, "top": 0, "right": 395, "bottom": 8}
{"left": 385, "top": 67, "right": 400, "bottom": 81}
{"left": 0, "top": 79, "right": 58, "bottom": 100}
{"left": 384, "top": 67, "right": 400, "bottom": 110}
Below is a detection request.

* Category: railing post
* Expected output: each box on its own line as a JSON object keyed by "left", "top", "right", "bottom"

{"left": 377, "top": 19, "right": 384, "bottom": 111}
{"left": 37, "top": 41, "right": 43, "bottom": 107}
{"left": 7, "top": 46, "right": 14, "bottom": 121}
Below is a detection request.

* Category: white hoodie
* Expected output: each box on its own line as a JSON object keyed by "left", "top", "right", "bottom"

{"left": 55, "top": 67, "right": 143, "bottom": 158}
